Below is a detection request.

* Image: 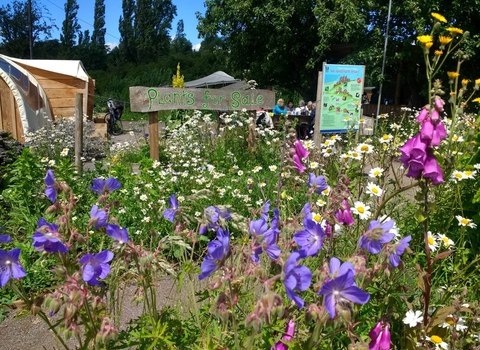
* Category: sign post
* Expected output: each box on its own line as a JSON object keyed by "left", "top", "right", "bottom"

{"left": 318, "top": 64, "right": 365, "bottom": 134}
{"left": 314, "top": 70, "right": 323, "bottom": 148}
{"left": 130, "top": 87, "right": 276, "bottom": 160}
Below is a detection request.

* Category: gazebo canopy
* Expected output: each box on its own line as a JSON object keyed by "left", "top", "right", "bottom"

{"left": 184, "top": 71, "right": 239, "bottom": 88}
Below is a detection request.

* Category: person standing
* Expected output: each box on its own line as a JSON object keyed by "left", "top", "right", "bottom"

{"left": 273, "top": 99, "right": 287, "bottom": 115}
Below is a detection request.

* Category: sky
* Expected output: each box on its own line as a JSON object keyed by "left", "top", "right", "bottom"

{"left": 36, "top": 0, "right": 206, "bottom": 50}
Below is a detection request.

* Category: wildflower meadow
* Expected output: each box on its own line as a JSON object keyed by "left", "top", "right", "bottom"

{"left": 1, "top": 12, "right": 480, "bottom": 350}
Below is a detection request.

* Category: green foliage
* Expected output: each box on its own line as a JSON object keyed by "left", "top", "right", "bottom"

{"left": 60, "top": 0, "right": 80, "bottom": 54}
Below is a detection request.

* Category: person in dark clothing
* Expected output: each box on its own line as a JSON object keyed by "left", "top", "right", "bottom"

{"left": 370, "top": 89, "right": 379, "bottom": 104}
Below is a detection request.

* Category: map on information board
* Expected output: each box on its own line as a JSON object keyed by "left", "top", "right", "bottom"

{"left": 319, "top": 64, "right": 365, "bottom": 133}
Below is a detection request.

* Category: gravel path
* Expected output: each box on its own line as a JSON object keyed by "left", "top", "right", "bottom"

{"left": 0, "top": 278, "right": 195, "bottom": 350}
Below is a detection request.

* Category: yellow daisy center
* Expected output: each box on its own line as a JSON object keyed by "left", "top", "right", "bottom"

{"left": 441, "top": 237, "right": 450, "bottom": 247}
{"left": 361, "top": 145, "right": 369, "bottom": 152}
{"left": 382, "top": 135, "right": 389, "bottom": 140}
{"left": 445, "top": 317, "right": 455, "bottom": 326}
{"left": 460, "top": 218, "right": 469, "bottom": 225}
{"left": 374, "top": 170, "right": 381, "bottom": 176}
{"left": 313, "top": 214, "right": 322, "bottom": 223}
{"left": 465, "top": 171, "right": 472, "bottom": 176}
{"left": 430, "top": 335, "right": 443, "bottom": 344}
{"left": 359, "top": 118, "right": 365, "bottom": 123}
{"left": 352, "top": 152, "right": 359, "bottom": 157}
{"left": 372, "top": 188, "right": 379, "bottom": 194}
{"left": 452, "top": 135, "right": 458, "bottom": 141}
{"left": 326, "top": 148, "right": 332, "bottom": 153}
{"left": 455, "top": 173, "right": 463, "bottom": 178}
{"left": 357, "top": 206, "right": 365, "bottom": 214}
{"left": 428, "top": 237, "right": 435, "bottom": 245}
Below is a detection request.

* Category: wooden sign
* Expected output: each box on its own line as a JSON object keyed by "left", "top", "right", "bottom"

{"left": 129, "top": 87, "right": 275, "bottom": 112}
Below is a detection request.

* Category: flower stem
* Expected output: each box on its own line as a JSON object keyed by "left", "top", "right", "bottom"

{"left": 422, "top": 184, "right": 432, "bottom": 328}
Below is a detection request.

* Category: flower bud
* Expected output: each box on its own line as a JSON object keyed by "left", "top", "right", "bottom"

{"left": 64, "top": 303, "right": 77, "bottom": 320}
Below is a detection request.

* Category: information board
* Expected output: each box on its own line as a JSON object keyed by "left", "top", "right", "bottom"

{"left": 319, "top": 64, "right": 365, "bottom": 133}
{"left": 129, "top": 87, "right": 275, "bottom": 112}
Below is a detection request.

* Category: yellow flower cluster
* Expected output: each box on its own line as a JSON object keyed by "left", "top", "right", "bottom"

{"left": 447, "top": 71, "right": 460, "bottom": 80}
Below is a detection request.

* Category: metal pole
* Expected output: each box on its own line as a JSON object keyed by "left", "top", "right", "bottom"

{"left": 28, "top": 0, "right": 33, "bottom": 58}
{"left": 375, "top": 0, "right": 393, "bottom": 134}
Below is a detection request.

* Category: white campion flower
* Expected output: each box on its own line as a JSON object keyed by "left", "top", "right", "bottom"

{"left": 402, "top": 310, "right": 423, "bottom": 327}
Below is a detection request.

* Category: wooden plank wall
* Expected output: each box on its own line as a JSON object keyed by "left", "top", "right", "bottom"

{"left": 0, "top": 77, "right": 24, "bottom": 142}
{"left": 16, "top": 65, "right": 91, "bottom": 118}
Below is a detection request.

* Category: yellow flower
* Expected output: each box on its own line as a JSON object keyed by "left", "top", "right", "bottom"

{"left": 462, "top": 79, "right": 469, "bottom": 87}
{"left": 476, "top": 78, "right": 480, "bottom": 85}
{"left": 473, "top": 97, "right": 480, "bottom": 103}
{"left": 438, "top": 36, "right": 452, "bottom": 45}
{"left": 425, "top": 42, "right": 433, "bottom": 49}
{"left": 434, "top": 50, "right": 443, "bottom": 56}
{"left": 417, "top": 35, "right": 433, "bottom": 44}
{"left": 431, "top": 12, "right": 447, "bottom": 23}
{"left": 447, "top": 27, "right": 464, "bottom": 35}
{"left": 447, "top": 71, "right": 460, "bottom": 80}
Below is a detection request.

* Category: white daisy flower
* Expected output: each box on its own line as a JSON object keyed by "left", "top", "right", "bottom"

{"left": 316, "top": 199, "right": 327, "bottom": 207}
{"left": 48, "top": 160, "right": 56, "bottom": 166}
{"left": 351, "top": 201, "right": 371, "bottom": 220}
{"left": 451, "top": 170, "right": 466, "bottom": 182}
{"left": 237, "top": 170, "right": 244, "bottom": 176}
{"left": 366, "top": 182, "right": 383, "bottom": 197}
{"left": 437, "top": 234, "right": 454, "bottom": 248}
{"left": 369, "top": 167, "right": 384, "bottom": 178}
{"left": 427, "top": 231, "right": 439, "bottom": 252}
{"left": 474, "top": 163, "right": 480, "bottom": 170}
{"left": 463, "top": 170, "right": 476, "bottom": 179}
{"left": 322, "top": 146, "right": 336, "bottom": 157}
{"left": 60, "top": 148, "right": 69, "bottom": 157}
{"left": 177, "top": 196, "right": 185, "bottom": 203}
{"left": 439, "top": 315, "right": 468, "bottom": 332}
{"left": 402, "top": 310, "right": 423, "bottom": 327}
{"left": 310, "top": 161, "right": 319, "bottom": 169}
{"left": 456, "top": 215, "right": 477, "bottom": 228}
{"left": 451, "top": 134, "right": 464, "bottom": 142}
{"left": 426, "top": 335, "right": 448, "bottom": 350}
{"left": 269, "top": 165, "right": 277, "bottom": 172}
{"left": 139, "top": 194, "right": 148, "bottom": 201}
{"left": 356, "top": 143, "right": 374, "bottom": 154}
{"left": 252, "top": 166, "right": 263, "bottom": 173}
{"left": 379, "top": 134, "right": 393, "bottom": 144}
{"left": 350, "top": 151, "right": 362, "bottom": 160}
{"left": 311, "top": 212, "right": 322, "bottom": 224}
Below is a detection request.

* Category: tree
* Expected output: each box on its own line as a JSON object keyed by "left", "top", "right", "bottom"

{"left": 0, "top": 0, "right": 55, "bottom": 58}
{"left": 91, "top": 0, "right": 106, "bottom": 47}
{"left": 171, "top": 20, "right": 193, "bottom": 54}
{"left": 60, "top": 0, "right": 80, "bottom": 58}
{"left": 197, "top": 0, "right": 366, "bottom": 99}
{"left": 135, "top": 0, "right": 177, "bottom": 61}
{"left": 118, "top": 0, "right": 136, "bottom": 63}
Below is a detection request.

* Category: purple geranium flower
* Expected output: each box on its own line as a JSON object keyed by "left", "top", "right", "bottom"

{"left": 389, "top": 235, "right": 412, "bottom": 267}
{"left": 0, "top": 235, "right": 12, "bottom": 243}
{"left": 90, "top": 178, "right": 121, "bottom": 195}
{"left": 335, "top": 199, "right": 354, "bottom": 226}
{"left": 328, "top": 257, "right": 355, "bottom": 280}
{"left": 283, "top": 251, "right": 312, "bottom": 308}
{"left": 90, "top": 205, "right": 108, "bottom": 230}
{"left": 106, "top": 224, "right": 129, "bottom": 244}
{"left": 45, "top": 170, "right": 57, "bottom": 203}
{"left": 318, "top": 269, "right": 370, "bottom": 319}
{"left": 199, "top": 228, "right": 230, "bottom": 280}
{"left": 261, "top": 200, "right": 271, "bottom": 221}
{"left": 199, "top": 206, "right": 231, "bottom": 234}
{"left": 0, "top": 248, "right": 27, "bottom": 287}
{"left": 32, "top": 218, "right": 68, "bottom": 253}
{"left": 79, "top": 250, "right": 114, "bottom": 286}
{"left": 358, "top": 219, "right": 395, "bottom": 254}
{"left": 163, "top": 194, "right": 179, "bottom": 223}
{"left": 250, "top": 218, "right": 281, "bottom": 262}
{"left": 307, "top": 173, "right": 328, "bottom": 194}
{"left": 293, "top": 214, "right": 325, "bottom": 256}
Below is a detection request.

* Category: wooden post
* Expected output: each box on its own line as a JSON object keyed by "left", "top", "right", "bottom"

{"left": 314, "top": 70, "right": 324, "bottom": 148}
{"left": 75, "top": 93, "right": 83, "bottom": 172}
{"left": 149, "top": 111, "right": 159, "bottom": 160}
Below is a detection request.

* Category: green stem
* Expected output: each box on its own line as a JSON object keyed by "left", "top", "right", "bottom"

{"left": 373, "top": 182, "right": 420, "bottom": 219}
{"left": 227, "top": 279, "right": 240, "bottom": 350}
{"left": 422, "top": 184, "right": 432, "bottom": 328}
